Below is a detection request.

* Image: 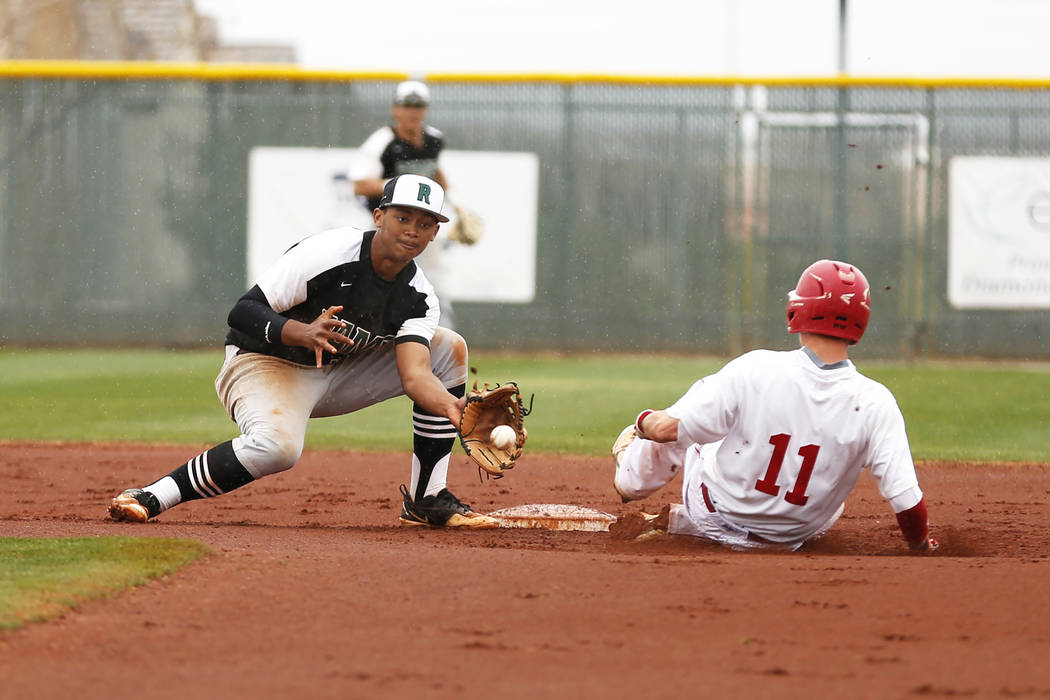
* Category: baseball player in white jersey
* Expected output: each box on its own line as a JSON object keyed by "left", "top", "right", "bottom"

{"left": 109, "top": 174, "right": 498, "bottom": 529}
{"left": 612, "top": 259, "right": 938, "bottom": 552}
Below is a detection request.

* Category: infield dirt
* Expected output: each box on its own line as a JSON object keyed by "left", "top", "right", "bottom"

{"left": 2, "top": 442, "right": 1049, "bottom": 699}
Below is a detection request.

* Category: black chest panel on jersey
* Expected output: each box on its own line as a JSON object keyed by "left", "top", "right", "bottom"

{"left": 227, "top": 231, "right": 431, "bottom": 367}
{"left": 366, "top": 129, "right": 444, "bottom": 211}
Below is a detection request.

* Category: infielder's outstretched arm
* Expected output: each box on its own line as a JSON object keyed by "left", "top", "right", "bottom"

{"left": 396, "top": 341, "right": 466, "bottom": 425}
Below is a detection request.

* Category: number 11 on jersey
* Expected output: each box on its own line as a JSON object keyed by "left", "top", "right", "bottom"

{"left": 754, "top": 433, "right": 820, "bottom": 506}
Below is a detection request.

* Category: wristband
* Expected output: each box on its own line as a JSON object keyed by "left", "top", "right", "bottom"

{"left": 635, "top": 409, "right": 654, "bottom": 438}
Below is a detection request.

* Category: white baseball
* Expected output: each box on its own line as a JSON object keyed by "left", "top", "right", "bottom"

{"left": 490, "top": 425, "right": 516, "bottom": 450}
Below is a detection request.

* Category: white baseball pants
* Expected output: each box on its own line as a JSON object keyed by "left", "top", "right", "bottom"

{"left": 214, "top": 327, "right": 468, "bottom": 479}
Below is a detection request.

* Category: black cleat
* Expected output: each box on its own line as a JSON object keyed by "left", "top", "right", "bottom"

{"left": 398, "top": 484, "right": 498, "bottom": 529}
{"left": 108, "top": 488, "right": 161, "bottom": 523}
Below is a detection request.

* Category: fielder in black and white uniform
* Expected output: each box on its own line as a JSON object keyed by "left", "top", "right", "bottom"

{"left": 109, "top": 174, "right": 498, "bottom": 529}
{"left": 350, "top": 80, "right": 464, "bottom": 328}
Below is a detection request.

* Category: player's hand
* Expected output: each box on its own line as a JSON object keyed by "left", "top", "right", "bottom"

{"left": 309, "top": 306, "right": 351, "bottom": 368}
{"left": 282, "top": 306, "right": 351, "bottom": 368}
{"left": 444, "top": 394, "right": 467, "bottom": 427}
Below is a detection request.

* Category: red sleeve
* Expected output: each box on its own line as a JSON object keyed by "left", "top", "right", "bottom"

{"left": 895, "top": 497, "right": 930, "bottom": 550}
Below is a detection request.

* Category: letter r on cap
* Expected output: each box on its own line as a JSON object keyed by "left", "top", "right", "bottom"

{"left": 416, "top": 183, "right": 432, "bottom": 204}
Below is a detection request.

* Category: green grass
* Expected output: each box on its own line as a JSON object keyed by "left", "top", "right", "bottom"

{"left": 0, "top": 348, "right": 1047, "bottom": 462}
{"left": 864, "top": 362, "right": 1050, "bottom": 462}
{"left": 0, "top": 537, "right": 211, "bottom": 631}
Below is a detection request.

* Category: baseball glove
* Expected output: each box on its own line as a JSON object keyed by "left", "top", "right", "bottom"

{"left": 459, "top": 381, "right": 530, "bottom": 478}
{"left": 448, "top": 205, "right": 484, "bottom": 245}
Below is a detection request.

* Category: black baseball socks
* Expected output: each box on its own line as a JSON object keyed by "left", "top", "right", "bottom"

{"left": 142, "top": 440, "right": 255, "bottom": 513}
{"left": 409, "top": 383, "right": 465, "bottom": 502}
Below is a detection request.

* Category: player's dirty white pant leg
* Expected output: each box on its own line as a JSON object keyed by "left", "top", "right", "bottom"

{"left": 669, "top": 500, "right": 840, "bottom": 552}
{"left": 215, "top": 347, "right": 330, "bottom": 478}
{"left": 427, "top": 327, "right": 470, "bottom": 389}
{"left": 671, "top": 442, "right": 769, "bottom": 548}
{"left": 613, "top": 432, "right": 689, "bottom": 501}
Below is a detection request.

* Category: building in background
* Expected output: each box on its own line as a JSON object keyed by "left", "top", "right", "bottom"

{"left": 0, "top": 0, "right": 294, "bottom": 62}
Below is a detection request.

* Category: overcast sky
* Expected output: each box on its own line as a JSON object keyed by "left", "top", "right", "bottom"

{"left": 192, "top": 0, "right": 1050, "bottom": 78}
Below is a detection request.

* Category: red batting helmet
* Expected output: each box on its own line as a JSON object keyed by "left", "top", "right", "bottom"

{"left": 786, "top": 259, "right": 871, "bottom": 344}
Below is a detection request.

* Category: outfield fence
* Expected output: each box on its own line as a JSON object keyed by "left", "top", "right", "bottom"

{"left": 1, "top": 63, "right": 1049, "bottom": 358}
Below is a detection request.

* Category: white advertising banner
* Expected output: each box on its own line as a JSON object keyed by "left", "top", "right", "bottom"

{"left": 948, "top": 157, "right": 1050, "bottom": 309}
{"left": 247, "top": 147, "right": 539, "bottom": 303}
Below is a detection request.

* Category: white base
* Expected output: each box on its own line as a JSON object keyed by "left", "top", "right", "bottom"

{"left": 486, "top": 504, "right": 616, "bottom": 532}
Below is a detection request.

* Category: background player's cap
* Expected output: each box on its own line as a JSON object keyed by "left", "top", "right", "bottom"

{"left": 394, "top": 80, "right": 430, "bottom": 107}
{"left": 379, "top": 174, "right": 449, "bottom": 222}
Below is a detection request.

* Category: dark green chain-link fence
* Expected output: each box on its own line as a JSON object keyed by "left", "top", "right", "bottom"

{"left": 1, "top": 67, "right": 1048, "bottom": 358}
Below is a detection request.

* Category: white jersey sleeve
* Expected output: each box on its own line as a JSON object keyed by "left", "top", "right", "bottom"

{"left": 666, "top": 353, "right": 750, "bottom": 445}
{"left": 863, "top": 385, "right": 923, "bottom": 509}
{"left": 255, "top": 227, "right": 364, "bottom": 312}
{"left": 398, "top": 266, "right": 440, "bottom": 343}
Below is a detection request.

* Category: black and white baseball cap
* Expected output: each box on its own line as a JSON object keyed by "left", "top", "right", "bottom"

{"left": 393, "top": 80, "right": 430, "bottom": 107}
{"left": 378, "top": 174, "right": 449, "bottom": 222}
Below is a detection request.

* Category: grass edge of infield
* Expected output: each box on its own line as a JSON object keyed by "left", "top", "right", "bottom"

{"left": 0, "top": 536, "right": 212, "bottom": 632}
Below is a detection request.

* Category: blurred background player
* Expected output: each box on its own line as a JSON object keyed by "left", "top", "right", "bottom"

{"left": 348, "top": 80, "right": 479, "bottom": 329}
{"left": 351, "top": 81, "right": 447, "bottom": 211}
{"left": 109, "top": 175, "right": 497, "bottom": 529}
{"left": 611, "top": 259, "right": 938, "bottom": 553}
